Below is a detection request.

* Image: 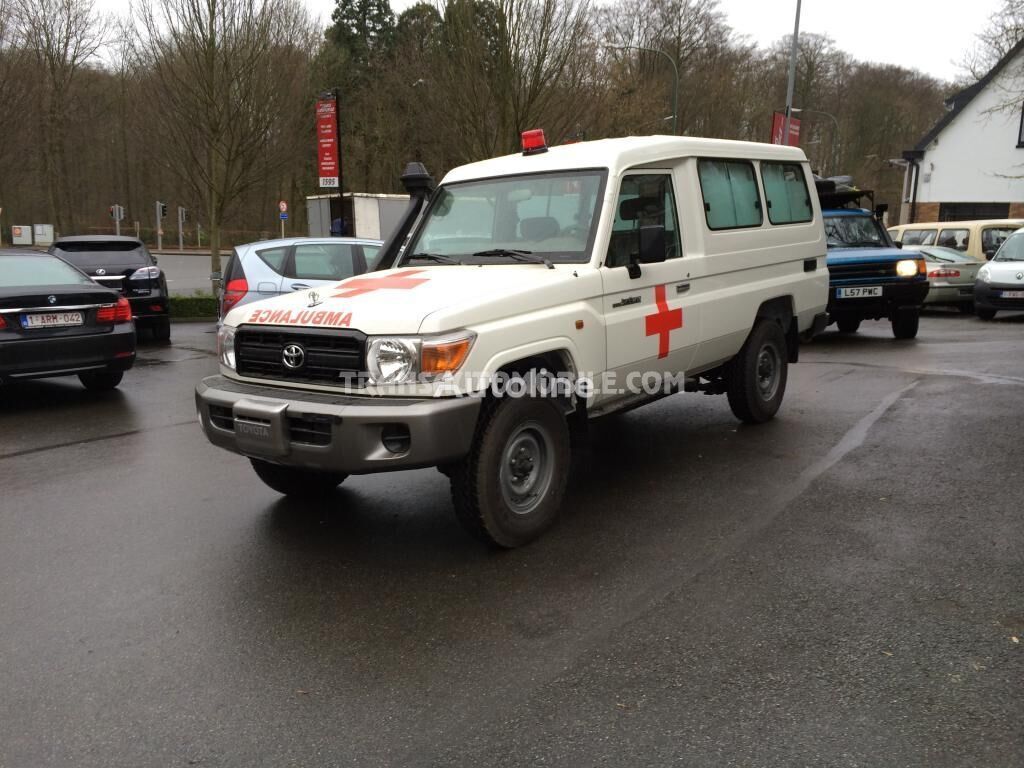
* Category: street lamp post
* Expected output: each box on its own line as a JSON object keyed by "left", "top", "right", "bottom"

{"left": 607, "top": 44, "right": 679, "bottom": 135}
{"left": 792, "top": 108, "right": 840, "bottom": 175}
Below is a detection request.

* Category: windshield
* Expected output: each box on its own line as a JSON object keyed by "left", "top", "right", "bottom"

{"left": 0, "top": 255, "right": 96, "bottom": 288}
{"left": 403, "top": 170, "right": 607, "bottom": 265}
{"left": 824, "top": 215, "right": 888, "bottom": 248}
{"left": 993, "top": 232, "right": 1024, "bottom": 262}
{"left": 53, "top": 241, "right": 149, "bottom": 267}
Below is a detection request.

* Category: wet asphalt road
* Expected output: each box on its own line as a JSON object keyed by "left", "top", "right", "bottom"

{"left": 1, "top": 313, "right": 1022, "bottom": 767}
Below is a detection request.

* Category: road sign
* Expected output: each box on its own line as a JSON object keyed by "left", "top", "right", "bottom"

{"left": 278, "top": 200, "right": 288, "bottom": 213}
{"left": 279, "top": 212, "right": 288, "bottom": 220}
{"left": 770, "top": 111, "right": 801, "bottom": 146}
{"left": 316, "top": 97, "right": 341, "bottom": 189}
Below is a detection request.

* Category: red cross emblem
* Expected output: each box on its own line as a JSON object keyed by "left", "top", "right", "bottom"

{"left": 644, "top": 284, "right": 683, "bottom": 359}
{"left": 332, "top": 269, "right": 429, "bottom": 299}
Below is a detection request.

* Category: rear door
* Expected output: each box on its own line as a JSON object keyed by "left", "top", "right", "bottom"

{"left": 247, "top": 244, "right": 290, "bottom": 298}
{"left": 283, "top": 241, "right": 375, "bottom": 293}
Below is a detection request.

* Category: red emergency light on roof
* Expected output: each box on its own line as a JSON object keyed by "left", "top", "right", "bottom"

{"left": 521, "top": 129, "right": 548, "bottom": 155}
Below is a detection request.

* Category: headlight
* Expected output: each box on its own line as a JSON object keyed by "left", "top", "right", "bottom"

{"left": 218, "top": 325, "right": 237, "bottom": 369}
{"left": 129, "top": 266, "right": 161, "bottom": 280}
{"left": 368, "top": 337, "right": 419, "bottom": 384}
{"left": 896, "top": 259, "right": 920, "bottom": 277}
{"left": 978, "top": 267, "right": 991, "bottom": 284}
{"left": 367, "top": 331, "right": 475, "bottom": 385}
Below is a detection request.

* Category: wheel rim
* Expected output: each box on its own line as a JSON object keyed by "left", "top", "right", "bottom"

{"left": 756, "top": 343, "right": 781, "bottom": 401}
{"left": 499, "top": 421, "right": 555, "bottom": 516}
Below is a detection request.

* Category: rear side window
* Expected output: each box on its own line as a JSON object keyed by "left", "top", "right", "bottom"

{"left": 901, "top": 229, "right": 936, "bottom": 246}
{"left": 937, "top": 228, "right": 969, "bottom": 251}
{"left": 982, "top": 227, "right": 1016, "bottom": 256}
{"left": 761, "top": 162, "right": 812, "bottom": 224}
{"left": 255, "top": 246, "right": 288, "bottom": 273}
{"left": 290, "top": 243, "right": 364, "bottom": 280}
{"left": 697, "top": 159, "right": 762, "bottom": 230}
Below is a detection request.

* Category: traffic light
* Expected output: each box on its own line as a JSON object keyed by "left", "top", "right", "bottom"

{"left": 159, "top": 202, "right": 168, "bottom": 219}
{"left": 109, "top": 206, "right": 115, "bottom": 219}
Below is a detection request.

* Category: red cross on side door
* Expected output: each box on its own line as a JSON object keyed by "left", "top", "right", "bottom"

{"left": 601, "top": 171, "right": 702, "bottom": 396}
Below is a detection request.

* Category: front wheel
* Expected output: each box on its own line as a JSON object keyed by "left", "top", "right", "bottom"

{"left": 976, "top": 307, "right": 996, "bottom": 321}
{"left": 891, "top": 308, "right": 920, "bottom": 339}
{"left": 450, "top": 395, "right": 570, "bottom": 548}
{"left": 250, "top": 458, "right": 347, "bottom": 498}
{"left": 726, "top": 319, "right": 788, "bottom": 424}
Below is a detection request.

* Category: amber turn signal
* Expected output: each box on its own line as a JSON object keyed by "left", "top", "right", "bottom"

{"left": 421, "top": 335, "right": 474, "bottom": 376}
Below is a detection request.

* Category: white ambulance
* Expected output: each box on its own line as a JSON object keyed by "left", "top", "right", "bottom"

{"left": 197, "top": 132, "right": 829, "bottom": 547}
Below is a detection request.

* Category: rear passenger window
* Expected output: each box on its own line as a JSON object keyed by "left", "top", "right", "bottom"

{"left": 291, "top": 243, "right": 362, "bottom": 280}
{"left": 901, "top": 229, "right": 936, "bottom": 246}
{"left": 761, "top": 162, "right": 812, "bottom": 224}
{"left": 937, "top": 228, "right": 969, "bottom": 251}
{"left": 256, "top": 247, "right": 288, "bottom": 273}
{"left": 697, "top": 159, "right": 762, "bottom": 230}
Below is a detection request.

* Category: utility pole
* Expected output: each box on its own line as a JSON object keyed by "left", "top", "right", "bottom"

{"left": 177, "top": 206, "right": 186, "bottom": 250}
{"left": 783, "top": 0, "right": 802, "bottom": 145}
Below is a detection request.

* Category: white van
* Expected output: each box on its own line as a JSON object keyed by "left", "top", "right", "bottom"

{"left": 197, "top": 133, "right": 829, "bottom": 547}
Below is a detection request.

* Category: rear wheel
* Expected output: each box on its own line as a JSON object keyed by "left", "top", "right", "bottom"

{"left": 250, "top": 458, "right": 347, "bottom": 498}
{"left": 836, "top": 317, "right": 861, "bottom": 334}
{"left": 450, "top": 394, "right": 570, "bottom": 548}
{"left": 976, "top": 307, "right": 997, "bottom": 321}
{"left": 957, "top": 302, "right": 975, "bottom": 315}
{"left": 726, "top": 319, "right": 788, "bottom": 424}
{"left": 152, "top": 317, "right": 171, "bottom": 342}
{"left": 79, "top": 369, "right": 123, "bottom": 391}
{"left": 891, "top": 308, "right": 920, "bottom": 339}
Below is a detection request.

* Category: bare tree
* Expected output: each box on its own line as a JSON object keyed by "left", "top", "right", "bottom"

{"left": 133, "top": 0, "right": 318, "bottom": 276}
{"left": 11, "top": 0, "right": 104, "bottom": 232}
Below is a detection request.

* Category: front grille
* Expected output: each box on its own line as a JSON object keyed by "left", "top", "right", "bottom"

{"left": 828, "top": 261, "right": 898, "bottom": 281}
{"left": 288, "top": 414, "right": 333, "bottom": 446}
{"left": 235, "top": 326, "right": 367, "bottom": 386}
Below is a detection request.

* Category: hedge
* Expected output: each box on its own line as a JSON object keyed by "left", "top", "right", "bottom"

{"left": 169, "top": 294, "right": 219, "bottom": 319}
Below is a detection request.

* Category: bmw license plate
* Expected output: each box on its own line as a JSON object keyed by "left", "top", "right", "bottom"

{"left": 22, "top": 311, "right": 84, "bottom": 328}
{"left": 1000, "top": 290, "right": 1024, "bottom": 299}
{"left": 836, "top": 286, "right": 882, "bottom": 299}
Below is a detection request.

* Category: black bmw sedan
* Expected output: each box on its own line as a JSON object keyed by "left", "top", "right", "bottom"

{"left": 0, "top": 250, "right": 136, "bottom": 390}
{"left": 49, "top": 235, "right": 170, "bottom": 341}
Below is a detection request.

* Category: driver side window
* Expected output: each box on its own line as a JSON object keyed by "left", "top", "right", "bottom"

{"left": 605, "top": 174, "right": 682, "bottom": 268}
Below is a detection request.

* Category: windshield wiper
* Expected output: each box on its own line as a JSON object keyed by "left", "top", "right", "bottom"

{"left": 471, "top": 248, "right": 554, "bottom": 269}
{"left": 404, "top": 252, "right": 461, "bottom": 265}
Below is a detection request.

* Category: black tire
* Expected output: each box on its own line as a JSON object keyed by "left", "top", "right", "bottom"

{"left": 836, "top": 317, "right": 861, "bottom": 334}
{"left": 78, "top": 369, "right": 124, "bottom": 391}
{"left": 957, "top": 302, "right": 975, "bottom": 315}
{"left": 450, "top": 395, "right": 570, "bottom": 548}
{"left": 891, "top": 308, "right": 920, "bottom": 339}
{"left": 250, "top": 458, "right": 347, "bottom": 498}
{"left": 152, "top": 317, "right": 171, "bottom": 342}
{"left": 976, "top": 307, "right": 996, "bottom": 321}
{"left": 726, "top": 319, "right": 788, "bottom": 424}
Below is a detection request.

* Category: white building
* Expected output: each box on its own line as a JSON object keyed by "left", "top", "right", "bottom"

{"left": 901, "top": 38, "right": 1024, "bottom": 223}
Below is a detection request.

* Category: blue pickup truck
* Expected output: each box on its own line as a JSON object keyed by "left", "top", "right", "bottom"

{"left": 818, "top": 181, "right": 929, "bottom": 339}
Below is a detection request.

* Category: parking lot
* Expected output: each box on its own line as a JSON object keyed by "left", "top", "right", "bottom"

{"left": 2, "top": 313, "right": 1022, "bottom": 767}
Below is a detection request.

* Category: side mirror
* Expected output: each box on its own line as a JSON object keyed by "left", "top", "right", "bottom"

{"left": 894, "top": 241, "right": 903, "bottom": 249}
{"left": 152, "top": 255, "right": 159, "bottom": 264}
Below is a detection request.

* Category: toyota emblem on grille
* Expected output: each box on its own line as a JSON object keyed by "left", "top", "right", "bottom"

{"left": 95, "top": 268, "right": 106, "bottom": 276}
{"left": 47, "top": 295, "right": 57, "bottom": 304}
{"left": 282, "top": 343, "right": 305, "bottom": 369}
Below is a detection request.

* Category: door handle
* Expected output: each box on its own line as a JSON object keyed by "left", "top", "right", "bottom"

{"left": 675, "top": 282, "right": 691, "bottom": 294}
{"left": 291, "top": 283, "right": 311, "bottom": 291}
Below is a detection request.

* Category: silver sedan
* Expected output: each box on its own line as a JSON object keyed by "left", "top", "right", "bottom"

{"left": 906, "top": 245, "right": 984, "bottom": 313}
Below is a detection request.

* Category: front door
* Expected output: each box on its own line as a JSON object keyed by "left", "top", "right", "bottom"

{"left": 601, "top": 171, "right": 702, "bottom": 403}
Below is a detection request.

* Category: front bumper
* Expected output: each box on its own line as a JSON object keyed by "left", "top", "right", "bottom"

{"left": 975, "top": 282, "right": 1024, "bottom": 312}
{"left": 196, "top": 374, "right": 482, "bottom": 474}
{"left": 0, "top": 324, "right": 136, "bottom": 381}
{"left": 827, "top": 279, "right": 929, "bottom": 321}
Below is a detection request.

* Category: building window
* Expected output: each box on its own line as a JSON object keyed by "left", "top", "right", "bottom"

{"left": 938, "top": 202, "right": 1010, "bottom": 221}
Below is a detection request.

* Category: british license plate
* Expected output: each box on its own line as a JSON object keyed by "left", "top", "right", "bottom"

{"left": 836, "top": 286, "right": 882, "bottom": 299}
{"left": 1000, "top": 290, "right": 1024, "bottom": 299}
{"left": 22, "top": 311, "right": 84, "bottom": 328}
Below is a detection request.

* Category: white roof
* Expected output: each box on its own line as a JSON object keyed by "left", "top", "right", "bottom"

{"left": 443, "top": 134, "right": 808, "bottom": 184}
